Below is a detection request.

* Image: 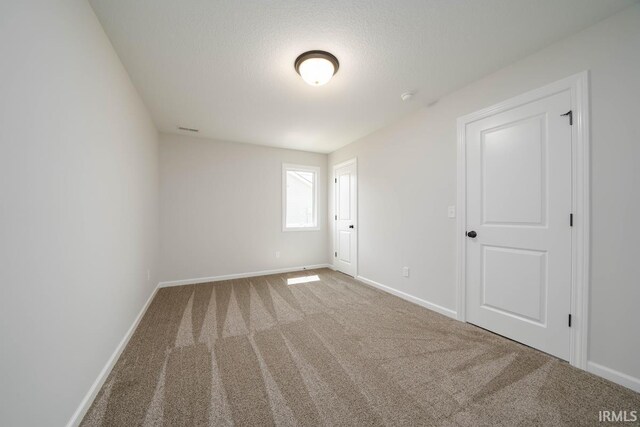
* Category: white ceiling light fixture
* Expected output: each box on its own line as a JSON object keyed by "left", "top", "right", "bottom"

{"left": 294, "top": 50, "right": 339, "bottom": 86}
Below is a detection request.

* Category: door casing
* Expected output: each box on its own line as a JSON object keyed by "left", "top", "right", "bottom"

{"left": 332, "top": 158, "right": 358, "bottom": 276}
{"left": 456, "top": 71, "right": 590, "bottom": 369}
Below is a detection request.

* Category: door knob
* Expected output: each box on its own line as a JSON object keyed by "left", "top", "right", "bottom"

{"left": 466, "top": 230, "right": 477, "bottom": 238}
{"left": 349, "top": 225, "right": 354, "bottom": 229}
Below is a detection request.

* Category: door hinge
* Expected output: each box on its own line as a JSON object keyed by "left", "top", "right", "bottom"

{"left": 334, "top": 251, "right": 337, "bottom": 257}
{"left": 334, "top": 214, "right": 337, "bottom": 220}
{"left": 568, "top": 314, "right": 572, "bottom": 327}
{"left": 561, "top": 110, "right": 573, "bottom": 125}
{"left": 335, "top": 178, "right": 337, "bottom": 183}
{"left": 570, "top": 213, "right": 573, "bottom": 227}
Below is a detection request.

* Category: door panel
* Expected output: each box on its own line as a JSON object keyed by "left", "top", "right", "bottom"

{"left": 482, "top": 246, "right": 547, "bottom": 324}
{"left": 334, "top": 161, "right": 357, "bottom": 277}
{"left": 466, "top": 90, "right": 572, "bottom": 360}
{"left": 338, "top": 231, "right": 351, "bottom": 263}
{"left": 338, "top": 174, "right": 351, "bottom": 220}
{"left": 482, "top": 115, "right": 545, "bottom": 225}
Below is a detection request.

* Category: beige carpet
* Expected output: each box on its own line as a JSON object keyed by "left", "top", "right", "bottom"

{"left": 81, "top": 268, "right": 639, "bottom": 426}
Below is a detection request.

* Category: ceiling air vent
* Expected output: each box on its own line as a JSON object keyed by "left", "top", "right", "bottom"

{"left": 177, "top": 126, "right": 199, "bottom": 133}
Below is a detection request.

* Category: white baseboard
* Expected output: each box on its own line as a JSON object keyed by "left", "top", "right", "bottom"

{"left": 356, "top": 275, "right": 457, "bottom": 319}
{"left": 66, "top": 284, "right": 160, "bottom": 427}
{"left": 158, "top": 264, "right": 332, "bottom": 288}
{"left": 587, "top": 361, "right": 640, "bottom": 393}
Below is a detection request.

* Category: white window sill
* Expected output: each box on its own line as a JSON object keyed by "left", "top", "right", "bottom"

{"left": 282, "top": 226, "right": 321, "bottom": 232}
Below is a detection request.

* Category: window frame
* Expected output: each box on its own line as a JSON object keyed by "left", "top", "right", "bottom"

{"left": 282, "top": 163, "right": 320, "bottom": 232}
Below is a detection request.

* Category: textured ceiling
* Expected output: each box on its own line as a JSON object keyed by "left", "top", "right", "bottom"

{"left": 90, "top": 0, "right": 635, "bottom": 153}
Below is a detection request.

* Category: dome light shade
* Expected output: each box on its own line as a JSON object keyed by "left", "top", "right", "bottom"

{"left": 294, "top": 51, "right": 339, "bottom": 86}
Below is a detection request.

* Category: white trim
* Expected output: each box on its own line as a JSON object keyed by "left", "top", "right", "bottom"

{"left": 332, "top": 158, "right": 358, "bottom": 276}
{"left": 587, "top": 362, "right": 640, "bottom": 393}
{"left": 356, "top": 275, "right": 457, "bottom": 319}
{"left": 66, "top": 284, "right": 160, "bottom": 427}
{"left": 158, "top": 264, "right": 332, "bottom": 288}
{"left": 570, "top": 71, "right": 590, "bottom": 370}
{"left": 282, "top": 163, "right": 321, "bottom": 232}
{"left": 456, "top": 71, "right": 590, "bottom": 369}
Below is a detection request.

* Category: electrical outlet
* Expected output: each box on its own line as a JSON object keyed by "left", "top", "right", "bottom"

{"left": 448, "top": 205, "right": 456, "bottom": 218}
{"left": 402, "top": 267, "right": 410, "bottom": 277}
{"left": 275, "top": 251, "right": 281, "bottom": 258}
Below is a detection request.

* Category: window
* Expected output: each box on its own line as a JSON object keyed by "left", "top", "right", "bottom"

{"left": 282, "top": 164, "right": 319, "bottom": 231}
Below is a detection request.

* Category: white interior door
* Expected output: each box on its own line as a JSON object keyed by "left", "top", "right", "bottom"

{"left": 334, "top": 160, "right": 357, "bottom": 277}
{"left": 465, "top": 90, "right": 573, "bottom": 360}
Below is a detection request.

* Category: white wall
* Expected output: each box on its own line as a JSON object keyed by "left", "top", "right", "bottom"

{"left": 329, "top": 4, "right": 640, "bottom": 384}
{"left": 160, "top": 133, "right": 328, "bottom": 283}
{"left": 0, "top": 1, "right": 159, "bottom": 426}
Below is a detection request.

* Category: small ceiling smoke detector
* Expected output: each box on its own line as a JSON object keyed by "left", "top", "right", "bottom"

{"left": 294, "top": 50, "right": 339, "bottom": 86}
{"left": 400, "top": 91, "right": 415, "bottom": 101}
{"left": 177, "top": 126, "right": 199, "bottom": 132}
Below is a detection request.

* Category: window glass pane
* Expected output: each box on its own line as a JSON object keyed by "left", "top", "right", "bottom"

{"left": 286, "top": 169, "right": 315, "bottom": 228}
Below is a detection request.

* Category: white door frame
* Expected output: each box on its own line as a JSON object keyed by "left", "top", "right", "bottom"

{"left": 456, "top": 71, "right": 590, "bottom": 369}
{"left": 333, "top": 158, "right": 358, "bottom": 276}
